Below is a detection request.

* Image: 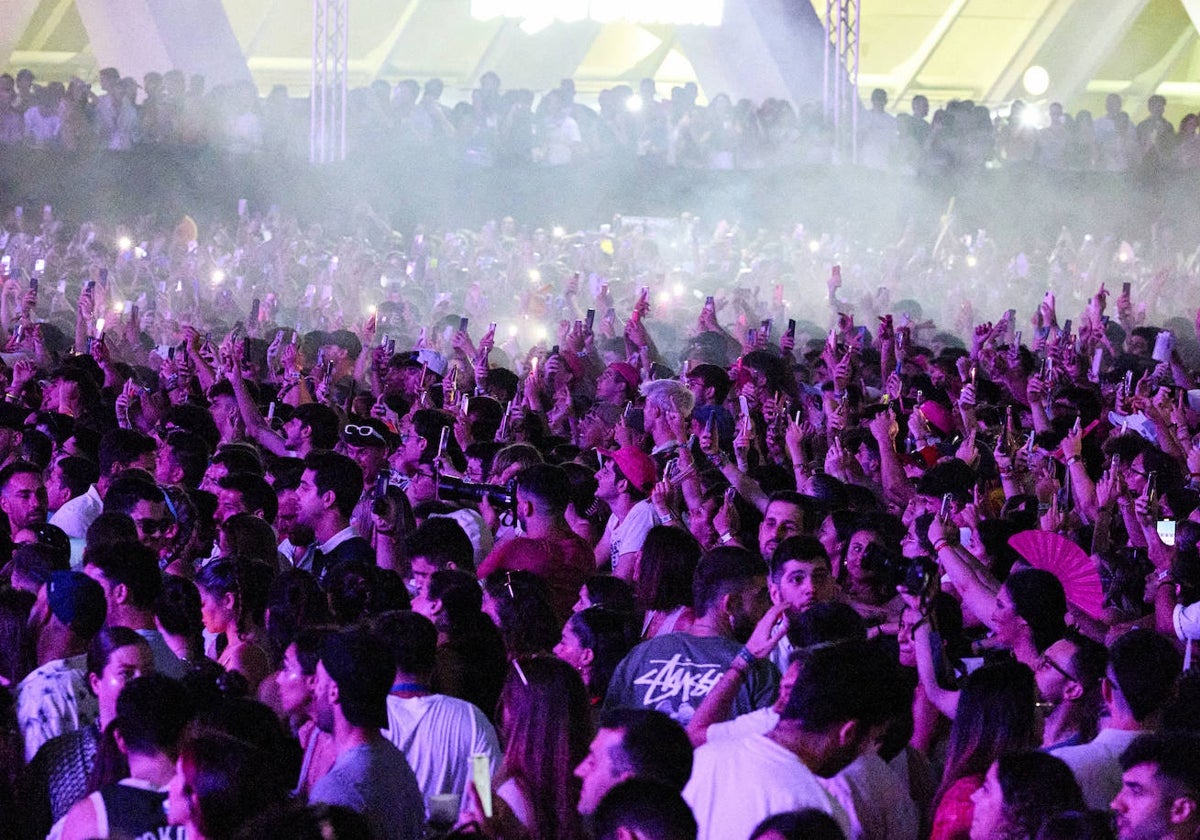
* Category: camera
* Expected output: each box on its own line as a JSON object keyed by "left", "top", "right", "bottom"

{"left": 437, "top": 474, "right": 516, "bottom": 511}
{"left": 860, "top": 542, "right": 937, "bottom": 597}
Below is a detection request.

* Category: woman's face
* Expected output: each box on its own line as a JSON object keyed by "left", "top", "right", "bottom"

{"left": 897, "top": 607, "right": 921, "bottom": 668}
{"left": 968, "top": 761, "right": 1005, "bottom": 840}
{"left": 553, "top": 621, "right": 589, "bottom": 672}
{"left": 91, "top": 642, "right": 154, "bottom": 723}
{"left": 198, "top": 586, "right": 232, "bottom": 635}
{"left": 275, "top": 643, "right": 314, "bottom": 717}
{"left": 992, "top": 584, "right": 1025, "bottom": 646}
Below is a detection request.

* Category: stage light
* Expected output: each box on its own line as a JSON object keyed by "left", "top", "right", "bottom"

{"left": 966, "top": 255, "right": 978, "bottom": 268}
{"left": 657, "top": 291, "right": 671, "bottom": 305}
{"left": 552, "top": 226, "right": 565, "bottom": 238}
{"left": 626, "top": 95, "right": 643, "bottom": 113}
{"left": 1022, "top": 66, "right": 1050, "bottom": 97}
{"left": 1020, "top": 105, "right": 1042, "bottom": 129}
{"left": 673, "top": 282, "right": 684, "bottom": 297}
{"left": 508, "top": 324, "right": 519, "bottom": 337}
{"left": 95, "top": 318, "right": 105, "bottom": 334}
{"left": 808, "top": 240, "right": 821, "bottom": 253}
{"left": 112, "top": 301, "right": 125, "bottom": 313}
{"left": 211, "top": 269, "right": 226, "bottom": 285}
{"left": 528, "top": 269, "right": 541, "bottom": 283}
{"left": 535, "top": 324, "right": 548, "bottom": 341}
{"left": 118, "top": 237, "right": 132, "bottom": 251}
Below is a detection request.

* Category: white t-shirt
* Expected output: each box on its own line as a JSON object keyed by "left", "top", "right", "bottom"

{"left": 683, "top": 733, "right": 850, "bottom": 840}
{"left": 820, "top": 750, "right": 919, "bottom": 840}
{"left": 382, "top": 693, "right": 501, "bottom": 812}
{"left": 605, "top": 499, "right": 656, "bottom": 573}
{"left": 1052, "top": 727, "right": 1149, "bottom": 811}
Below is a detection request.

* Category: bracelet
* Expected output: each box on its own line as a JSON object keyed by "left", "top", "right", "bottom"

{"left": 718, "top": 531, "right": 735, "bottom": 545}
{"left": 735, "top": 646, "right": 757, "bottom": 667}
{"left": 1065, "top": 455, "right": 1082, "bottom": 467}
{"left": 658, "top": 513, "right": 676, "bottom": 524}
{"left": 932, "top": 539, "right": 952, "bottom": 552}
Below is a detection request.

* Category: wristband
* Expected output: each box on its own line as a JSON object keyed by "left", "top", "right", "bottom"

{"left": 658, "top": 513, "right": 676, "bottom": 524}
{"left": 718, "top": 531, "right": 735, "bottom": 545}
{"left": 1065, "top": 455, "right": 1082, "bottom": 467}
{"left": 735, "top": 646, "right": 757, "bottom": 666}
{"left": 932, "top": 539, "right": 951, "bottom": 553}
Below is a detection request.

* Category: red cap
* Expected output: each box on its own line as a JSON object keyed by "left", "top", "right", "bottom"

{"left": 607, "top": 362, "right": 640, "bottom": 391}
{"left": 600, "top": 446, "right": 658, "bottom": 495}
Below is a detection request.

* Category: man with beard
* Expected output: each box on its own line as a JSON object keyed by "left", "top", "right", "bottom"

{"left": 309, "top": 626, "right": 424, "bottom": 840}
{"left": 604, "top": 547, "right": 778, "bottom": 725}
{"left": 476, "top": 464, "right": 593, "bottom": 621}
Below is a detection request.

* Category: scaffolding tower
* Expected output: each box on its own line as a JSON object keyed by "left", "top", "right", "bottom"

{"left": 311, "top": 0, "right": 349, "bottom": 163}
{"left": 822, "top": 0, "right": 860, "bottom": 165}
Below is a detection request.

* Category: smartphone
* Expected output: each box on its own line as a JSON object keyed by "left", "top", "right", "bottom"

{"left": 0, "top": 256, "right": 10, "bottom": 275}
{"left": 704, "top": 295, "right": 715, "bottom": 309}
{"left": 167, "top": 346, "right": 176, "bottom": 361}
{"left": 375, "top": 470, "right": 389, "bottom": 499}
{"left": 1004, "top": 308, "right": 1016, "bottom": 324}
{"left": 130, "top": 305, "right": 139, "bottom": 328}
{"left": 1110, "top": 453, "right": 1120, "bottom": 474}
{"left": 249, "top": 298, "right": 260, "bottom": 323}
{"left": 746, "top": 329, "right": 756, "bottom": 346}
{"left": 585, "top": 309, "right": 595, "bottom": 331}
{"left": 1146, "top": 472, "right": 1158, "bottom": 504}
{"left": 786, "top": 319, "right": 796, "bottom": 339}
{"left": 437, "top": 426, "right": 449, "bottom": 459}
{"left": 29, "top": 276, "right": 38, "bottom": 293}
{"left": 1025, "top": 431, "right": 1036, "bottom": 454}
{"left": 760, "top": 319, "right": 773, "bottom": 340}
{"left": 471, "top": 753, "right": 493, "bottom": 818}
{"left": 387, "top": 338, "right": 395, "bottom": 355}
{"left": 1122, "top": 281, "right": 1132, "bottom": 296}
{"left": 1062, "top": 318, "right": 1072, "bottom": 336}
{"left": 1013, "top": 330, "right": 1022, "bottom": 347}
{"left": 85, "top": 280, "right": 95, "bottom": 292}
{"left": 739, "top": 395, "right": 750, "bottom": 417}
{"left": 1157, "top": 519, "right": 1177, "bottom": 546}
{"left": 623, "top": 401, "right": 633, "bottom": 421}
{"left": 98, "top": 268, "right": 108, "bottom": 287}
{"left": 267, "top": 401, "right": 276, "bottom": 421}
{"left": 459, "top": 317, "right": 469, "bottom": 332}
{"left": 34, "top": 259, "right": 45, "bottom": 275}
{"left": 1124, "top": 369, "right": 1134, "bottom": 392}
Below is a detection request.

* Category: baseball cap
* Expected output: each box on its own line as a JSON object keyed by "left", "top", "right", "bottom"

{"left": 47, "top": 571, "right": 107, "bottom": 638}
{"left": 599, "top": 447, "right": 658, "bottom": 495}
{"left": 918, "top": 400, "right": 954, "bottom": 436}
{"left": 607, "top": 362, "right": 640, "bottom": 391}
{"left": 320, "top": 627, "right": 394, "bottom": 729}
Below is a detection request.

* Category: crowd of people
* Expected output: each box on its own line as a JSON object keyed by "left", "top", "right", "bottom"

{"left": 2, "top": 64, "right": 1199, "bottom": 172}
{"left": 0, "top": 191, "right": 1197, "bottom": 840}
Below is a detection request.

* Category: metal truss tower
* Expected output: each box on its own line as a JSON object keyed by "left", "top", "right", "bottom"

{"left": 822, "top": 0, "right": 860, "bottom": 165}
{"left": 311, "top": 0, "right": 349, "bottom": 163}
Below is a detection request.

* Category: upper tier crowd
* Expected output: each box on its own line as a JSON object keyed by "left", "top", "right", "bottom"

{"left": 1, "top": 64, "right": 1197, "bottom": 172}
{"left": 0, "top": 197, "right": 1197, "bottom": 840}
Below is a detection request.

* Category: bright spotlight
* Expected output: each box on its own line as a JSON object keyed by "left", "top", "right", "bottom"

{"left": 118, "top": 237, "right": 132, "bottom": 251}
{"left": 657, "top": 291, "right": 671, "bottom": 305}
{"left": 552, "top": 226, "right": 565, "bottom": 238}
{"left": 808, "top": 240, "right": 821, "bottom": 254}
{"left": 95, "top": 318, "right": 106, "bottom": 334}
{"left": 534, "top": 324, "right": 548, "bottom": 341}
{"left": 507, "top": 324, "right": 519, "bottom": 337}
{"left": 673, "top": 282, "right": 684, "bottom": 297}
{"left": 528, "top": 269, "right": 541, "bottom": 283}
{"left": 1020, "top": 105, "right": 1042, "bottom": 129}
{"left": 1022, "top": 65, "right": 1050, "bottom": 97}
{"left": 211, "top": 269, "right": 226, "bottom": 285}
{"left": 626, "top": 95, "right": 644, "bottom": 113}
{"left": 112, "top": 301, "right": 125, "bottom": 314}
{"left": 965, "top": 255, "right": 978, "bottom": 268}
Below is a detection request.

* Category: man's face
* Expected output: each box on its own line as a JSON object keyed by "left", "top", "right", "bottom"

{"left": 758, "top": 501, "right": 804, "bottom": 559}
{"left": 44, "top": 461, "right": 72, "bottom": 512}
{"left": 594, "top": 459, "right": 619, "bottom": 503}
{"left": 212, "top": 395, "right": 239, "bottom": 442}
{"left": 154, "top": 446, "right": 178, "bottom": 484}
{"left": 275, "top": 644, "right": 314, "bottom": 717}
{"left": 129, "top": 498, "right": 171, "bottom": 555}
{"left": 844, "top": 530, "right": 882, "bottom": 583}
{"left": 312, "top": 661, "right": 336, "bottom": 734}
{"left": 275, "top": 489, "right": 301, "bottom": 541}
{"left": 1033, "top": 638, "right": 1079, "bottom": 705}
{"left": 283, "top": 417, "right": 305, "bottom": 450}
{"left": 1, "top": 472, "right": 47, "bottom": 532}
{"left": 729, "top": 575, "right": 771, "bottom": 643}
{"left": 596, "top": 368, "right": 627, "bottom": 404}
{"left": 410, "top": 555, "right": 440, "bottom": 604}
{"left": 200, "top": 461, "right": 227, "bottom": 493}
{"left": 345, "top": 444, "right": 386, "bottom": 487}
{"left": 1112, "top": 763, "right": 1180, "bottom": 840}
{"left": 574, "top": 728, "right": 629, "bottom": 815}
{"left": 295, "top": 469, "right": 326, "bottom": 528}
{"left": 685, "top": 377, "right": 709, "bottom": 407}
{"left": 769, "top": 559, "right": 835, "bottom": 610}
{"left": 215, "top": 487, "right": 249, "bottom": 522}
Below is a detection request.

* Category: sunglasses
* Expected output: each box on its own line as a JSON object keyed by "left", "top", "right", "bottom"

{"left": 343, "top": 424, "right": 388, "bottom": 447}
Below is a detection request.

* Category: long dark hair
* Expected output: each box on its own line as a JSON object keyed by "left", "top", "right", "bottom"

{"left": 994, "top": 752, "right": 1086, "bottom": 839}
{"left": 178, "top": 730, "right": 291, "bottom": 840}
{"left": 195, "top": 559, "right": 274, "bottom": 641}
{"left": 635, "top": 526, "right": 700, "bottom": 613}
{"left": 933, "top": 661, "right": 1039, "bottom": 815}
{"left": 566, "top": 608, "right": 634, "bottom": 702}
{"left": 496, "top": 657, "right": 592, "bottom": 840}
{"left": 483, "top": 570, "right": 558, "bottom": 659}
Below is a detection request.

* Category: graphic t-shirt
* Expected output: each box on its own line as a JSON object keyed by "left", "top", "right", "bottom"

{"left": 603, "top": 632, "right": 778, "bottom": 724}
